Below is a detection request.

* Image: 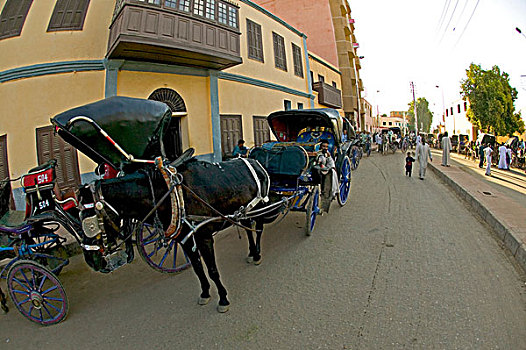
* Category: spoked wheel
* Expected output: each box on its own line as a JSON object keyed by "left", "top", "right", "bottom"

{"left": 350, "top": 146, "right": 359, "bottom": 170}
{"left": 135, "top": 223, "right": 192, "bottom": 274}
{"left": 337, "top": 156, "right": 352, "bottom": 206}
{"left": 305, "top": 186, "right": 320, "bottom": 236}
{"left": 7, "top": 260, "right": 68, "bottom": 326}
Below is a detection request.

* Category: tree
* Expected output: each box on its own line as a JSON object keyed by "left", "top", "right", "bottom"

{"left": 407, "top": 97, "right": 433, "bottom": 133}
{"left": 460, "top": 63, "right": 524, "bottom": 136}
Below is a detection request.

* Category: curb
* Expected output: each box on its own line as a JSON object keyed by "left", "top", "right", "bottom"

{"left": 428, "top": 162, "right": 526, "bottom": 272}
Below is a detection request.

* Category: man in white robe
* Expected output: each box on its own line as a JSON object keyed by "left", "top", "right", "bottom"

{"left": 441, "top": 131, "right": 452, "bottom": 166}
{"left": 415, "top": 139, "right": 433, "bottom": 180}
{"left": 484, "top": 145, "right": 493, "bottom": 176}
{"left": 497, "top": 143, "right": 507, "bottom": 169}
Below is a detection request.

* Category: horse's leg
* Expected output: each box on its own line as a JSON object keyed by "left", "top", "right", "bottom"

{"left": 181, "top": 236, "right": 211, "bottom": 305}
{"left": 252, "top": 220, "right": 264, "bottom": 265}
{"left": 245, "top": 220, "right": 257, "bottom": 263}
{"left": 196, "top": 233, "right": 230, "bottom": 313}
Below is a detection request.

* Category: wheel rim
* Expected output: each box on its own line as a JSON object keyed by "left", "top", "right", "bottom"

{"left": 7, "top": 261, "right": 68, "bottom": 325}
{"left": 338, "top": 157, "right": 351, "bottom": 206}
{"left": 310, "top": 188, "right": 319, "bottom": 231}
{"left": 136, "top": 223, "right": 192, "bottom": 274}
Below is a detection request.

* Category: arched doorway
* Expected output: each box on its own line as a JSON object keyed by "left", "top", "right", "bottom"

{"left": 148, "top": 88, "right": 186, "bottom": 160}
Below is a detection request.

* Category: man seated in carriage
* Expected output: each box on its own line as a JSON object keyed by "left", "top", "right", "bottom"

{"left": 316, "top": 139, "right": 339, "bottom": 201}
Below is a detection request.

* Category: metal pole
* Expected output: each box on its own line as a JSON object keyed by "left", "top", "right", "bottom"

{"left": 410, "top": 81, "right": 418, "bottom": 133}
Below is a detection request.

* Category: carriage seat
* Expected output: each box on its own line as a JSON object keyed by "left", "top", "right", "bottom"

{"left": 250, "top": 145, "right": 308, "bottom": 176}
{"left": 297, "top": 130, "right": 335, "bottom": 155}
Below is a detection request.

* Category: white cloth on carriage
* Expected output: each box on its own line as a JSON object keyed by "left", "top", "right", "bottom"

{"left": 316, "top": 153, "right": 339, "bottom": 199}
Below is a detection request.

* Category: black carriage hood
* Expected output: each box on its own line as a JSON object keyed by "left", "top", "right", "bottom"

{"left": 267, "top": 108, "right": 346, "bottom": 143}
{"left": 51, "top": 96, "right": 172, "bottom": 169}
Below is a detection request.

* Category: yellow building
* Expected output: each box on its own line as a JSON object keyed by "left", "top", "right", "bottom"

{"left": 0, "top": 0, "right": 343, "bottom": 208}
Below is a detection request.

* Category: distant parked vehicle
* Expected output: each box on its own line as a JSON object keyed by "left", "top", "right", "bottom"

{"left": 476, "top": 133, "right": 496, "bottom": 148}
{"left": 451, "top": 135, "right": 459, "bottom": 152}
{"left": 458, "top": 134, "right": 469, "bottom": 153}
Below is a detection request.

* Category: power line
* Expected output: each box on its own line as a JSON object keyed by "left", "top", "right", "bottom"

{"left": 436, "top": 0, "right": 452, "bottom": 32}
{"left": 452, "top": 0, "right": 470, "bottom": 33}
{"left": 438, "top": 0, "right": 461, "bottom": 45}
{"left": 453, "top": 0, "right": 481, "bottom": 48}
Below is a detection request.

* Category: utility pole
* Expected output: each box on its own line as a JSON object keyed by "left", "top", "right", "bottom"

{"left": 410, "top": 81, "right": 418, "bottom": 134}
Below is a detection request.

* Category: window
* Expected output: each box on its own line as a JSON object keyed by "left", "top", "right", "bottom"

{"left": 464, "top": 101, "right": 467, "bottom": 111}
{"left": 457, "top": 104, "right": 461, "bottom": 113}
{"left": 292, "top": 43, "right": 303, "bottom": 77}
{"left": 389, "top": 122, "right": 392, "bottom": 126}
{"left": 446, "top": 109, "right": 448, "bottom": 117}
{"left": 310, "top": 71, "right": 314, "bottom": 88}
{"left": 247, "top": 19, "right": 263, "bottom": 62}
{"left": 48, "top": 0, "right": 90, "bottom": 32}
{"left": 382, "top": 121, "right": 386, "bottom": 126}
{"left": 220, "top": 115, "right": 243, "bottom": 158}
{"left": 179, "top": 0, "right": 190, "bottom": 12}
{"left": 318, "top": 74, "right": 324, "bottom": 83}
{"left": 165, "top": 0, "right": 177, "bottom": 8}
{"left": 332, "top": 81, "right": 337, "bottom": 88}
{"left": 205, "top": 0, "right": 215, "bottom": 20}
{"left": 194, "top": 0, "right": 204, "bottom": 16}
{"left": 218, "top": 2, "right": 227, "bottom": 24}
{"left": 284, "top": 100, "right": 291, "bottom": 110}
{"left": 139, "top": 0, "right": 160, "bottom": 4}
{"left": 228, "top": 6, "right": 237, "bottom": 27}
{"left": 0, "top": 0, "right": 33, "bottom": 40}
{"left": 273, "top": 32, "right": 287, "bottom": 71}
{"left": 450, "top": 107, "right": 453, "bottom": 115}
{"left": 297, "top": 102, "right": 304, "bottom": 110}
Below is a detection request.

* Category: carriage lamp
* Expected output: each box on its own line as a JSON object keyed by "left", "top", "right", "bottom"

{"left": 95, "top": 202, "right": 104, "bottom": 211}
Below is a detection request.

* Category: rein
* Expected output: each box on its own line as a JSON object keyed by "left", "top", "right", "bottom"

{"left": 180, "top": 182, "right": 257, "bottom": 232}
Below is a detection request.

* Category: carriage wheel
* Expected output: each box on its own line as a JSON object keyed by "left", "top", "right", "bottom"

{"left": 135, "top": 223, "right": 192, "bottom": 274}
{"left": 350, "top": 146, "right": 359, "bottom": 170}
{"left": 337, "top": 156, "right": 352, "bottom": 207}
{"left": 7, "top": 260, "right": 68, "bottom": 326}
{"left": 305, "top": 186, "right": 320, "bottom": 236}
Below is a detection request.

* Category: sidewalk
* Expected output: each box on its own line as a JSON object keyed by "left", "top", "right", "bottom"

{"left": 428, "top": 150, "right": 526, "bottom": 272}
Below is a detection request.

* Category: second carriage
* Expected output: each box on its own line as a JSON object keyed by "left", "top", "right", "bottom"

{"left": 249, "top": 108, "right": 354, "bottom": 235}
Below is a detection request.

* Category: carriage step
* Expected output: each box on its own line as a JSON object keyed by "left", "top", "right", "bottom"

{"left": 104, "top": 250, "right": 128, "bottom": 272}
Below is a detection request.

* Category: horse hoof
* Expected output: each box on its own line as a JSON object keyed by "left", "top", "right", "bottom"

{"left": 246, "top": 256, "right": 253, "bottom": 264}
{"left": 217, "top": 304, "right": 230, "bottom": 313}
{"left": 253, "top": 257, "right": 262, "bottom": 266}
{"left": 198, "top": 297, "right": 210, "bottom": 305}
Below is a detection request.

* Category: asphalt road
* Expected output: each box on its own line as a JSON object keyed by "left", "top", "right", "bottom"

{"left": 1, "top": 151, "right": 525, "bottom": 349}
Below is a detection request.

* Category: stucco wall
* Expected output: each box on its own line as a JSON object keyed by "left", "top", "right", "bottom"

{"left": 0, "top": 0, "right": 112, "bottom": 71}
{"left": 0, "top": 70, "right": 105, "bottom": 178}
{"left": 117, "top": 71, "right": 213, "bottom": 156}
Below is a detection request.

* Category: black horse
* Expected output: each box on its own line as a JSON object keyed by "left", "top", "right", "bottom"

{"left": 79, "top": 156, "right": 275, "bottom": 312}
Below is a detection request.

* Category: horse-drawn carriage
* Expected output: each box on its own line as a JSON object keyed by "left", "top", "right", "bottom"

{"left": 0, "top": 98, "right": 353, "bottom": 325}
{"left": 249, "top": 108, "right": 353, "bottom": 233}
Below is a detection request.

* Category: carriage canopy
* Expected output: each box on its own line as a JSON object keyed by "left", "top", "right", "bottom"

{"left": 51, "top": 96, "right": 172, "bottom": 169}
{"left": 266, "top": 109, "right": 348, "bottom": 144}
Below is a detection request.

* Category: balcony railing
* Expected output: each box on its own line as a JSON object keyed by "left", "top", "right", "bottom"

{"left": 312, "top": 81, "right": 342, "bottom": 109}
{"left": 107, "top": 0, "right": 242, "bottom": 70}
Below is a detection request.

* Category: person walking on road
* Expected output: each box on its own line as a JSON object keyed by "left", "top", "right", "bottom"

{"left": 415, "top": 139, "right": 432, "bottom": 180}
{"left": 498, "top": 143, "right": 507, "bottom": 169}
{"left": 478, "top": 143, "right": 485, "bottom": 168}
{"left": 405, "top": 152, "right": 415, "bottom": 177}
{"left": 441, "top": 131, "right": 452, "bottom": 167}
{"left": 484, "top": 144, "right": 493, "bottom": 176}
{"left": 506, "top": 145, "right": 512, "bottom": 170}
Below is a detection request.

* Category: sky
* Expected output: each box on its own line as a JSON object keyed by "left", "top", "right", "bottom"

{"left": 350, "top": 0, "right": 526, "bottom": 128}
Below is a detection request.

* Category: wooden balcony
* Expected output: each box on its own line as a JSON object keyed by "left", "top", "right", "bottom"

{"left": 107, "top": 0, "right": 242, "bottom": 70}
{"left": 312, "top": 81, "right": 342, "bottom": 109}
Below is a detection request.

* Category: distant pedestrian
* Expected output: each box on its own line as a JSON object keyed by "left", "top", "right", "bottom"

{"left": 484, "top": 144, "right": 493, "bottom": 176}
{"left": 415, "top": 139, "right": 432, "bottom": 180}
{"left": 441, "top": 131, "right": 452, "bottom": 166}
{"left": 498, "top": 143, "right": 507, "bottom": 169}
{"left": 506, "top": 145, "right": 512, "bottom": 170}
{"left": 232, "top": 139, "right": 248, "bottom": 157}
{"left": 405, "top": 151, "right": 415, "bottom": 177}
{"left": 478, "top": 143, "right": 485, "bottom": 168}
{"left": 376, "top": 133, "right": 383, "bottom": 153}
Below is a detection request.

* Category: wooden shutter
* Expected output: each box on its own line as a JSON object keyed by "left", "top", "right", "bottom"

{"left": 0, "top": 134, "right": 9, "bottom": 181}
{"left": 36, "top": 126, "right": 81, "bottom": 197}
{"left": 48, "top": 0, "right": 90, "bottom": 31}
{"left": 0, "top": 0, "right": 33, "bottom": 39}
{"left": 252, "top": 116, "right": 270, "bottom": 147}
{"left": 220, "top": 115, "right": 242, "bottom": 158}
